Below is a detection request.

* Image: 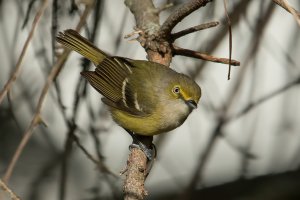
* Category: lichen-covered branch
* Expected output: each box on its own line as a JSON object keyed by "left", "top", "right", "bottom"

{"left": 124, "top": 0, "right": 160, "bottom": 35}
{"left": 123, "top": 149, "right": 148, "bottom": 200}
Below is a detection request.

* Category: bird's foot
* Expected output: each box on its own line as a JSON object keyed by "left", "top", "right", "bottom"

{"left": 129, "top": 142, "right": 156, "bottom": 161}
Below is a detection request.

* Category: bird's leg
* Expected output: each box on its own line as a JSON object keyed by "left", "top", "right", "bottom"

{"left": 125, "top": 130, "right": 156, "bottom": 176}
{"left": 125, "top": 129, "right": 156, "bottom": 161}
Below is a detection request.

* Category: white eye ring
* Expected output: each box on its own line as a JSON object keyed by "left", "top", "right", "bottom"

{"left": 173, "top": 86, "right": 180, "bottom": 94}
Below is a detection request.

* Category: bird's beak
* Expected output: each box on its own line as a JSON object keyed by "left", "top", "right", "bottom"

{"left": 186, "top": 99, "right": 197, "bottom": 110}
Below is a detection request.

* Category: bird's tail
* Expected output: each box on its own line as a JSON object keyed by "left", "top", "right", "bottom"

{"left": 56, "top": 29, "right": 107, "bottom": 65}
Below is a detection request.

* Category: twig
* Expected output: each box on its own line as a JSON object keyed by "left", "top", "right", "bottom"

{"left": 0, "top": 179, "right": 20, "bottom": 200}
{"left": 277, "top": 0, "right": 300, "bottom": 26}
{"left": 72, "top": 131, "right": 118, "bottom": 177}
{"left": 2, "top": 2, "right": 94, "bottom": 184}
{"left": 173, "top": 45, "right": 240, "bottom": 66}
{"left": 223, "top": 0, "right": 232, "bottom": 80}
{"left": 159, "top": 0, "right": 213, "bottom": 39}
{"left": 21, "top": 0, "right": 37, "bottom": 29}
{"left": 273, "top": 0, "right": 300, "bottom": 20}
{"left": 171, "top": 21, "right": 219, "bottom": 41}
{"left": 0, "top": 0, "right": 48, "bottom": 105}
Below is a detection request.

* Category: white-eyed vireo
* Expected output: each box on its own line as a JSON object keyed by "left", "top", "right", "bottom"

{"left": 56, "top": 29, "right": 201, "bottom": 136}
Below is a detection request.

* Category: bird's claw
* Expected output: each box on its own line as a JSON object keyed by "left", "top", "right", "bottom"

{"left": 129, "top": 143, "right": 156, "bottom": 161}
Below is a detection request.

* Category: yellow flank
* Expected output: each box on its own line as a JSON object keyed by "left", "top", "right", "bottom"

{"left": 111, "top": 109, "right": 161, "bottom": 136}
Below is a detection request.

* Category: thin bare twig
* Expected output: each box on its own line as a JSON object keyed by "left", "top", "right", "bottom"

{"left": 273, "top": 0, "right": 300, "bottom": 22}
{"left": 223, "top": 0, "right": 232, "bottom": 80}
{"left": 173, "top": 45, "right": 240, "bottom": 66}
{"left": 0, "top": 0, "right": 48, "bottom": 105}
{"left": 279, "top": 0, "right": 300, "bottom": 26}
{"left": 171, "top": 21, "right": 219, "bottom": 41}
{"left": 72, "top": 131, "right": 118, "bottom": 177}
{"left": 159, "top": 0, "right": 213, "bottom": 39}
{"left": 2, "top": 2, "right": 94, "bottom": 184}
{"left": 0, "top": 179, "right": 20, "bottom": 200}
{"left": 21, "top": 0, "right": 37, "bottom": 29}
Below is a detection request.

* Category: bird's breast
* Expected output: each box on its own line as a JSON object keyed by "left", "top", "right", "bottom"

{"left": 109, "top": 99, "right": 192, "bottom": 136}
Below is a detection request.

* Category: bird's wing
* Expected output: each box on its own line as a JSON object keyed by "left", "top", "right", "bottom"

{"left": 81, "top": 57, "right": 150, "bottom": 116}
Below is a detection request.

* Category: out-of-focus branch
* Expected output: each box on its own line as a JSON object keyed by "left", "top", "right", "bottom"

{"left": 173, "top": 45, "right": 240, "bottom": 66}
{"left": 273, "top": 0, "right": 300, "bottom": 25}
{"left": 180, "top": 2, "right": 275, "bottom": 199}
{"left": 0, "top": 0, "right": 48, "bottom": 105}
{"left": 2, "top": 1, "right": 94, "bottom": 184}
{"left": 0, "top": 179, "right": 20, "bottom": 200}
{"left": 228, "top": 76, "right": 300, "bottom": 122}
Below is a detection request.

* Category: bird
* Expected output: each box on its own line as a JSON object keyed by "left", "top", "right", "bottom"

{"left": 56, "top": 29, "right": 201, "bottom": 158}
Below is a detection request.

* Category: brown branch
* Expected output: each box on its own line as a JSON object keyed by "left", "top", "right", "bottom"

{"left": 0, "top": 0, "right": 48, "bottom": 105}
{"left": 124, "top": 1, "right": 162, "bottom": 199}
{"left": 173, "top": 45, "right": 240, "bottom": 66}
{"left": 171, "top": 21, "right": 219, "bottom": 41}
{"left": 123, "top": 148, "right": 148, "bottom": 200}
{"left": 155, "top": 3, "right": 174, "bottom": 14}
{"left": 273, "top": 0, "right": 300, "bottom": 23}
{"left": 159, "top": 0, "right": 213, "bottom": 39}
{"left": 275, "top": 0, "right": 300, "bottom": 26}
{"left": 124, "top": 0, "right": 160, "bottom": 34}
{"left": 2, "top": 1, "right": 94, "bottom": 184}
{"left": 0, "top": 179, "right": 20, "bottom": 200}
{"left": 124, "top": 1, "right": 218, "bottom": 199}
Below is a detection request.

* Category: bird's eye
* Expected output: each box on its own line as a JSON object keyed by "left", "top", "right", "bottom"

{"left": 173, "top": 86, "right": 180, "bottom": 94}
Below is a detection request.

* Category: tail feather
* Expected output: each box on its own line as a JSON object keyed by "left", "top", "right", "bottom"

{"left": 56, "top": 29, "right": 106, "bottom": 65}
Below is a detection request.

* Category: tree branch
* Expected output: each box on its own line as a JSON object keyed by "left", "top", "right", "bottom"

{"left": 123, "top": 149, "right": 148, "bottom": 200}
{"left": 0, "top": 0, "right": 48, "bottom": 105}
{"left": 171, "top": 21, "right": 219, "bottom": 41}
{"left": 274, "top": 0, "right": 300, "bottom": 26}
{"left": 0, "top": 179, "right": 20, "bottom": 200}
{"left": 159, "top": 0, "right": 213, "bottom": 39}
{"left": 124, "top": 0, "right": 238, "bottom": 199}
{"left": 173, "top": 45, "right": 240, "bottom": 66}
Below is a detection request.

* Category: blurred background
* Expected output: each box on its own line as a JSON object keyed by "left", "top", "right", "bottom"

{"left": 1, "top": 0, "right": 300, "bottom": 199}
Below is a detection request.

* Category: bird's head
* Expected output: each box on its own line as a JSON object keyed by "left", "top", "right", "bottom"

{"left": 167, "top": 73, "right": 201, "bottom": 111}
